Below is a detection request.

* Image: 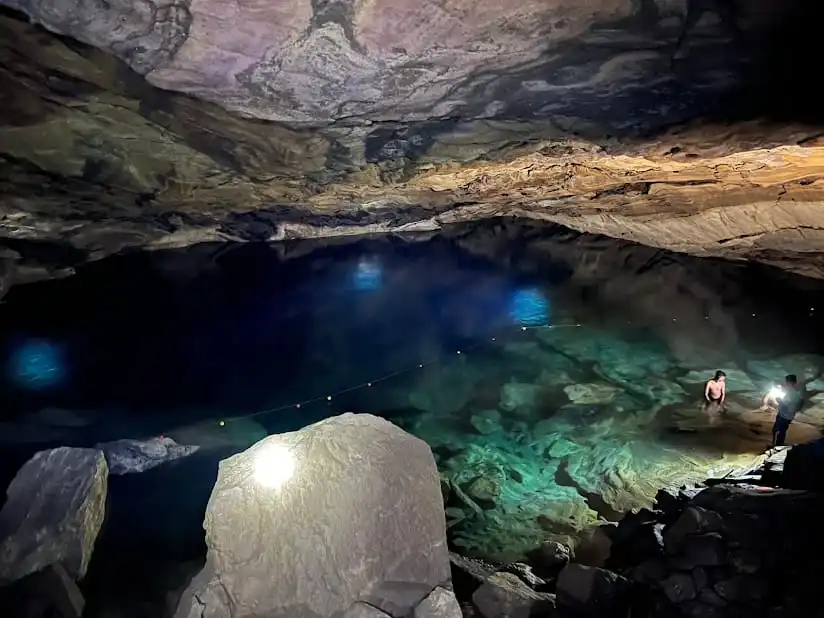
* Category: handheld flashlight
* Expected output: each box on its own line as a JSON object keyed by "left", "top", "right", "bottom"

{"left": 767, "top": 385, "right": 785, "bottom": 401}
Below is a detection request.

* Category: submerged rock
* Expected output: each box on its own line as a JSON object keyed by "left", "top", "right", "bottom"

{"left": 408, "top": 361, "right": 484, "bottom": 416}
{"left": 164, "top": 417, "right": 267, "bottom": 450}
{"left": 563, "top": 382, "right": 621, "bottom": 405}
{"left": 470, "top": 410, "right": 503, "bottom": 435}
{"left": 747, "top": 355, "right": 824, "bottom": 384}
{"left": 97, "top": 437, "right": 200, "bottom": 475}
{"left": 0, "top": 447, "right": 107, "bottom": 584}
{"left": 174, "top": 413, "right": 451, "bottom": 618}
{"left": 499, "top": 382, "right": 542, "bottom": 414}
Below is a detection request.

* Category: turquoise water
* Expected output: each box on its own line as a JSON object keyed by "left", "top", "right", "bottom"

{"left": 1, "top": 221, "right": 823, "bottom": 569}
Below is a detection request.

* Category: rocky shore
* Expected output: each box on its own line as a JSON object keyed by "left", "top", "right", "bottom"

{"left": 1, "top": 414, "right": 823, "bottom": 618}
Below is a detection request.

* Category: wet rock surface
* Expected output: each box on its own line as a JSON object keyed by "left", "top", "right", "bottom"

{"left": 0, "top": 447, "right": 107, "bottom": 584}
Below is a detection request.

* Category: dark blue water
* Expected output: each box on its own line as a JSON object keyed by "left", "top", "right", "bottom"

{"left": 1, "top": 221, "right": 823, "bottom": 614}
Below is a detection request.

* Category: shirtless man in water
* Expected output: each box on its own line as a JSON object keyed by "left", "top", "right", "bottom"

{"left": 704, "top": 370, "right": 726, "bottom": 418}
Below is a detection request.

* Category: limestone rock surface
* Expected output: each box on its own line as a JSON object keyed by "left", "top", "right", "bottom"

{"left": 96, "top": 437, "right": 200, "bottom": 475}
{"left": 0, "top": 447, "right": 108, "bottom": 584}
{"left": 1, "top": 4, "right": 824, "bottom": 286}
{"left": 174, "top": 413, "right": 451, "bottom": 618}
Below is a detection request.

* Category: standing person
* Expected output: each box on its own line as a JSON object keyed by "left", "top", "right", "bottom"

{"left": 704, "top": 370, "right": 727, "bottom": 418}
{"left": 763, "top": 374, "right": 803, "bottom": 447}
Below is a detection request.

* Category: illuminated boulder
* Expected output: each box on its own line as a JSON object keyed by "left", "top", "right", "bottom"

{"left": 174, "top": 413, "right": 455, "bottom": 618}
{"left": 0, "top": 447, "right": 107, "bottom": 584}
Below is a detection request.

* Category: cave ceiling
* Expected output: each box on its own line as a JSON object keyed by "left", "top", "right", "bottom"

{"left": 0, "top": 0, "right": 823, "bottom": 293}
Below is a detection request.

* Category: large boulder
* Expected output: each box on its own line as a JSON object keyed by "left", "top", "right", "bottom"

{"left": 0, "top": 447, "right": 108, "bottom": 584}
{"left": 779, "top": 438, "right": 824, "bottom": 491}
{"left": 174, "top": 413, "right": 454, "bottom": 618}
{"left": 556, "top": 564, "right": 630, "bottom": 613}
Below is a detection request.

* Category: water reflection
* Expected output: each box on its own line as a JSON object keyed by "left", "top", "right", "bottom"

{"left": 509, "top": 287, "right": 550, "bottom": 326}
{"left": 7, "top": 339, "right": 66, "bottom": 390}
{"left": 351, "top": 256, "right": 383, "bottom": 291}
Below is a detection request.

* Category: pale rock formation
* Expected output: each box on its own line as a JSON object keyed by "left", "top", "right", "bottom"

{"left": 0, "top": 447, "right": 108, "bottom": 584}
{"left": 174, "top": 413, "right": 452, "bottom": 618}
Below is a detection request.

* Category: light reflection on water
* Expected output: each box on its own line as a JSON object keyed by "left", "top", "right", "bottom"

{"left": 0, "top": 223, "right": 822, "bottom": 564}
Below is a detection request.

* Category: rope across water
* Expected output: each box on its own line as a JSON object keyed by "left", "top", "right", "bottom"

{"left": 228, "top": 323, "right": 583, "bottom": 423}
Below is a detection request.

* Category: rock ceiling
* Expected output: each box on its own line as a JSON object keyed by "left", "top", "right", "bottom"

{"left": 1, "top": 0, "right": 823, "bottom": 293}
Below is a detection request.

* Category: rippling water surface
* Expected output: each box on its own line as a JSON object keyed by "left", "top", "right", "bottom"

{"left": 1, "top": 221, "right": 823, "bottom": 580}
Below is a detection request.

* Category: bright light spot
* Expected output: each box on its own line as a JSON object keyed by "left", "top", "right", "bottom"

{"left": 352, "top": 257, "right": 382, "bottom": 291}
{"left": 8, "top": 339, "right": 65, "bottom": 390}
{"left": 768, "top": 385, "right": 785, "bottom": 401}
{"left": 219, "top": 420, "right": 225, "bottom": 427}
{"left": 253, "top": 444, "right": 296, "bottom": 489}
{"left": 509, "top": 288, "right": 550, "bottom": 326}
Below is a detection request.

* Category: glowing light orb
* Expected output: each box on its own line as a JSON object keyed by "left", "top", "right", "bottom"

{"left": 253, "top": 444, "right": 296, "bottom": 489}
{"left": 509, "top": 288, "right": 550, "bottom": 326}
{"left": 8, "top": 339, "right": 65, "bottom": 390}
{"left": 352, "top": 257, "right": 382, "bottom": 291}
{"left": 767, "top": 385, "right": 785, "bottom": 401}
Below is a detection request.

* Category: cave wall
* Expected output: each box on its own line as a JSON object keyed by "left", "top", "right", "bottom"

{"left": 1, "top": 1, "right": 824, "bottom": 292}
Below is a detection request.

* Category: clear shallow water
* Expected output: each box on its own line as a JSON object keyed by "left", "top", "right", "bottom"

{"left": 1, "top": 221, "right": 824, "bottom": 570}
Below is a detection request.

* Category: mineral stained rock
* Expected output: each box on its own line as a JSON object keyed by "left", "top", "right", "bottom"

{"left": 174, "top": 413, "right": 451, "bottom": 618}
{"left": 96, "top": 437, "right": 200, "bottom": 475}
{"left": 0, "top": 447, "right": 108, "bottom": 584}
{"left": 1, "top": 3, "right": 824, "bottom": 287}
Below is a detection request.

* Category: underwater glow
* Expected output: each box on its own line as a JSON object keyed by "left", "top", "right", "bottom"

{"left": 8, "top": 339, "right": 66, "bottom": 389}
{"left": 253, "top": 444, "right": 296, "bottom": 489}
{"left": 509, "top": 288, "right": 550, "bottom": 326}
{"left": 352, "top": 257, "right": 383, "bottom": 291}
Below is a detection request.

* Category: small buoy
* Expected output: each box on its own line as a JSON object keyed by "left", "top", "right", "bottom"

{"left": 419, "top": 364, "right": 423, "bottom": 368}
{"left": 521, "top": 326, "right": 527, "bottom": 331}
{"left": 326, "top": 395, "right": 332, "bottom": 401}
{"left": 218, "top": 420, "right": 225, "bottom": 427}
{"left": 492, "top": 337, "right": 496, "bottom": 341}
{"left": 367, "top": 382, "right": 372, "bottom": 387}
{"left": 296, "top": 403, "right": 301, "bottom": 409}
{"left": 457, "top": 350, "right": 462, "bottom": 355}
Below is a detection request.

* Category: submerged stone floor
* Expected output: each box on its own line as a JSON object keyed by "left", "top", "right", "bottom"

{"left": 386, "top": 325, "right": 824, "bottom": 562}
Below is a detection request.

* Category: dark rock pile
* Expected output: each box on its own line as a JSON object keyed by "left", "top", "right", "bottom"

{"left": 450, "top": 447, "right": 824, "bottom": 618}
